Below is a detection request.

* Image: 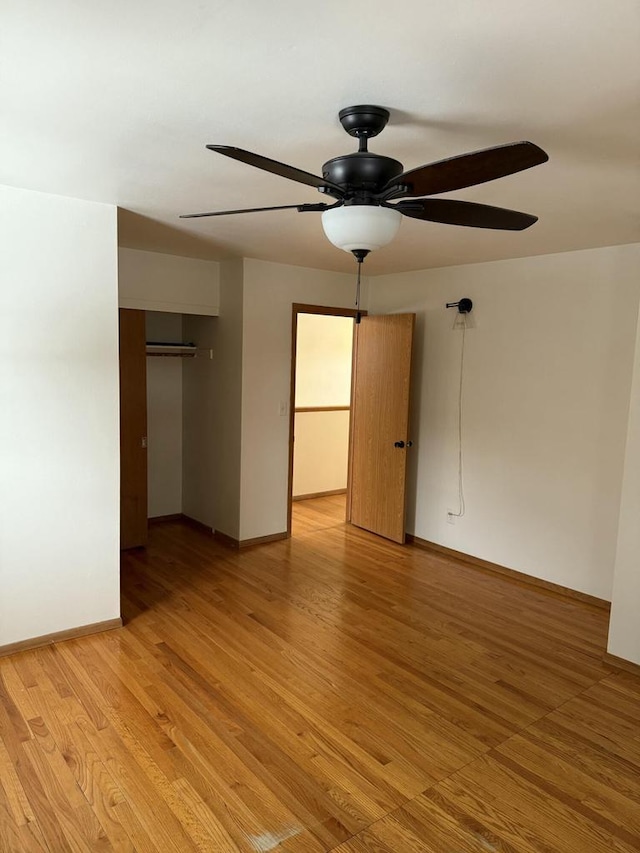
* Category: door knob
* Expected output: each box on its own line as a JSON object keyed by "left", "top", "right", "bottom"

{"left": 394, "top": 440, "right": 405, "bottom": 448}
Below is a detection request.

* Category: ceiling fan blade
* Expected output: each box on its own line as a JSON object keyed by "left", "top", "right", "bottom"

{"left": 394, "top": 198, "right": 538, "bottom": 230}
{"left": 207, "top": 145, "right": 344, "bottom": 196}
{"left": 180, "top": 203, "right": 330, "bottom": 219}
{"left": 385, "top": 141, "right": 548, "bottom": 198}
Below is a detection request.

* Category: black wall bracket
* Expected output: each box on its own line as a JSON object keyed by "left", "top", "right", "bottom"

{"left": 446, "top": 298, "right": 473, "bottom": 314}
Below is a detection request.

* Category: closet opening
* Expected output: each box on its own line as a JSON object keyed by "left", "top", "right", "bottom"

{"left": 119, "top": 308, "right": 216, "bottom": 549}
{"left": 146, "top": 310, "right": 216, "bottom": 533}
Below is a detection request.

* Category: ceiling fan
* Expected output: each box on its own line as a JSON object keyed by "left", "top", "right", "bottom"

{"left": 181, "top": 105, "right": 548, "bottom": 258}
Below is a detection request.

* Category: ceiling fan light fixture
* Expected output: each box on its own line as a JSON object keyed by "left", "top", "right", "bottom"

{"left": 321, "top": 204, "right": 402, "bottom": 253}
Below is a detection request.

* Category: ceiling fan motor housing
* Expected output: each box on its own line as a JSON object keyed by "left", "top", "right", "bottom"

{"left": 323, "top": 105, "right": 404, "bottom": 199}
{"left": 322, "top": 153, "right": 404, "bottom": 196}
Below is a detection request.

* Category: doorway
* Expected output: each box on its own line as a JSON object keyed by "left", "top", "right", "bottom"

{"left": 288, "top": 306, "right": 416, "bottom": 544}
{"left": 287, "top": 304, "right": 362, "bottom": 537}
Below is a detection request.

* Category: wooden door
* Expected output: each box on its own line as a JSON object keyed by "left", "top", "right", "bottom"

{"left": 119, "top": 308, "right": 148, "bottom": 549}
{"left": 349, "top": 313, "right": 415, "bottom": 543}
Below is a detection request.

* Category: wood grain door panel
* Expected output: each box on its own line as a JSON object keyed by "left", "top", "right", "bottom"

{"left": 119, "top": 308, "right": 147, "bottom": 549}
{"left": 349, "top": 313, "right": 415, "bottom": 543}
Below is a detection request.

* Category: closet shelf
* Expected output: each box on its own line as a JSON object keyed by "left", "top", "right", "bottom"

{"left": 146, "top": 341, "right": 197, "bottom": 358}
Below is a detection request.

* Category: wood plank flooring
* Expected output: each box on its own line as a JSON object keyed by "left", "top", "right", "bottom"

{"left": 1, "top": 494, "right": 639, "bottom": 851}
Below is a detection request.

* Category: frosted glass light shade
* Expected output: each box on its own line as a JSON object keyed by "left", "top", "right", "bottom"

{"left": 321, "top": 205, "right": 402, "bottom": 253}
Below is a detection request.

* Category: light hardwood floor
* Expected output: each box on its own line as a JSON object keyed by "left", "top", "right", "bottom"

{"left": 1, "top": 495, "right": 639, "bottom": 852}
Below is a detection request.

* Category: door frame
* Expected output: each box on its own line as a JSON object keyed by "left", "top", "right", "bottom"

{"left": 287, "top": 303, "right": 367, "bottom": 537}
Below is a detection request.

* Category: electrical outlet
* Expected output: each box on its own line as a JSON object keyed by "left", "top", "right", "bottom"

{"left": 447, "top": 510, "right": 456, "bottom": 524}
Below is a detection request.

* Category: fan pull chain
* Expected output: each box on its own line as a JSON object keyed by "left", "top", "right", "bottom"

{"left": 352, "top": 249, "right": 369, "bottom": 325}
{"left": 355, "top": 258, "right": 362, "bottom": 324}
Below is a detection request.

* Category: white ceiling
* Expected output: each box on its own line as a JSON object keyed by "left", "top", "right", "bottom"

{"left": 2, "top": 0, "right": 639, "bottom": 274}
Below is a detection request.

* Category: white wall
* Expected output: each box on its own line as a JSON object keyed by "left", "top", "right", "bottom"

{"left": 212, "top": 259, "right": 244, "bottom": 539}
{"left": 293, "top": 410, "right": 351, "bottom": 497}
{"left": 119, "top": 247, "right": 220, "bottom": 315}
{"left": 608, "top": 272, "right": 640, "bottom": 664}
{"left": 295, "top": 313, "right": 354, "bottom": 407}
{"left": 183, "top": 314, "right": 217, "bottom": 527}
{"left": 146, "top": 312, "right": 183, "bottom": 518}
{"left": 0, "top": 185, "right": 120, "bottom": 646}
{"left": 369, "top": 244, "right": 640, "bottom": 600}
{"left": 240, "top": 258, "right": 366, "bottom": 540}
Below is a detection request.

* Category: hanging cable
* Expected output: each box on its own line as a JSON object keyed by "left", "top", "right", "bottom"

{"left": 449, "top": 315, "right": 467, "bottom": 518}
